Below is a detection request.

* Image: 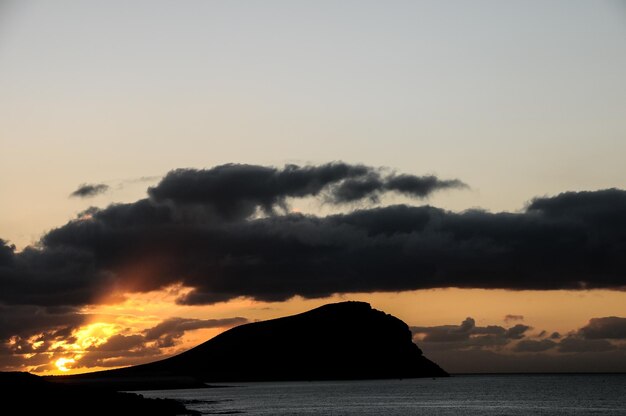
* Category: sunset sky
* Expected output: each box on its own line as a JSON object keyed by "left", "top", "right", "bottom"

{"left": 1, "top": 1, "right": 626, "bottom": 375}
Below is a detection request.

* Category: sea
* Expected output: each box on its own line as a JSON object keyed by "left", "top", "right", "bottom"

{"left": 138, "top": 374, "right": 626, "bottom": 415}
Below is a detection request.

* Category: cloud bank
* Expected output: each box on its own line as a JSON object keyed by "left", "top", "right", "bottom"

{"left": 411, "top": 317, "right": 531, "bottom": 350}
{"left": 1, "top": 163, "right": 626, "bottom": 311}
{"left": 413, "top": 315, "right": 626, "bottom": 373}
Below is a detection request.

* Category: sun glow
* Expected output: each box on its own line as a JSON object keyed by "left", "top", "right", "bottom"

{"left": 49, "top": 322, "right": 120, "bottom": 353}
{"left": 55, "top": 358, "right": 75, "bottom": 372}
{"left": 43, "top": 322, "right": 122, "bottom": 373}
{"left": 73, "top": 322, "right": 118, "bottom": 349}
{"left": 38, "top": 286, "right": 201, "bottom": 374}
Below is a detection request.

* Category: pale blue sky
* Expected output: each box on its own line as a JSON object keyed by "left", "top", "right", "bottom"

{"left": 1, "top": 0, "right": 625, "bottom": 248}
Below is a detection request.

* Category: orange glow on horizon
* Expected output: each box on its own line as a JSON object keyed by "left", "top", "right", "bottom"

{"left": 19, "top": 287, "right": 625, "bottom": 375}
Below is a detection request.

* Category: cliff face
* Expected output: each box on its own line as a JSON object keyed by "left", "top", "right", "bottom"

{"left": 120, "top": 301, "right": 448, "bottom": 381}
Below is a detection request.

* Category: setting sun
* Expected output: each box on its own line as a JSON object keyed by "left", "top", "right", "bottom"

{"left": 55, "top": 358, "right": 75, "bottom": 372}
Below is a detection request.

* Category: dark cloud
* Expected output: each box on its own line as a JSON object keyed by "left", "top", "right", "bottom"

{"left": 527, "top": 189, "right": 626, "bottom": 224}
{"left": 174, "top": 188, "right": 626, "bottom": 304}
{"left": 513, "top": 339, "right": 558, "bottom": 352}
{"left": 550, "top": 331, "right": 561, "bottom": 339}
{"left": 384, "top": 174, "right": 466, "bottom": 199}
{"left": 504, "top": 314, "right": 524, "bottom": 323}
{"left": 148, "top": 163, "right": 465, "bottom": 220}
{"left": 331, "top": 173, "right": 465, "bottom": 204}
{"left": 578, "top": 317, "right": 626, "bottom": 340}
{"left": 1, "top": 168, "right": 626, "bottom": 309}
{"left": 0, "top": 304, "right": 87, "bottom": 342}
{"left": 70, "top": 183, "right": 109, "bottom": 198}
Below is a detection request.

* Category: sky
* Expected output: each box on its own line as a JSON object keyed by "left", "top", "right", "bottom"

{"left": 1, "top": 0, "right": 625, "bottom": 375}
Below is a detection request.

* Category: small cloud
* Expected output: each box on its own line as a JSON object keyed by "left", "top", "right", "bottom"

{"left": 69, "top": 183, "right": 109, "bottom": 198}
{"left": 128, "top": 175, "right": 161, "bottom": 183}
{"left": 505, "top": 324, "right": 532, "bottom": 340}
{"left": 504, "top": 314, "right": 524, "bottom": 323}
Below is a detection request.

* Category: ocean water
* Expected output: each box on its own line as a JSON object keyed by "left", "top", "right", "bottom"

{"left": 139, "top": 375, "right": 626, "bottom": 415}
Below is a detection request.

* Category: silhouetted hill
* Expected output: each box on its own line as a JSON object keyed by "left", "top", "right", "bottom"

{"left": 0, "top": 372, "right": 198, "bottom": 415}
{"left": 76, "top": 301, "right": 447, "bottom": 383}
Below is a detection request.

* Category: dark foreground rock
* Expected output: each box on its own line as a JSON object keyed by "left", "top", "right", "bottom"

{"left": 0, "top": 372, "right": 198, "bottom": 415}
{"left": 82, "top": 301, "right": 448, "bottom": 382}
